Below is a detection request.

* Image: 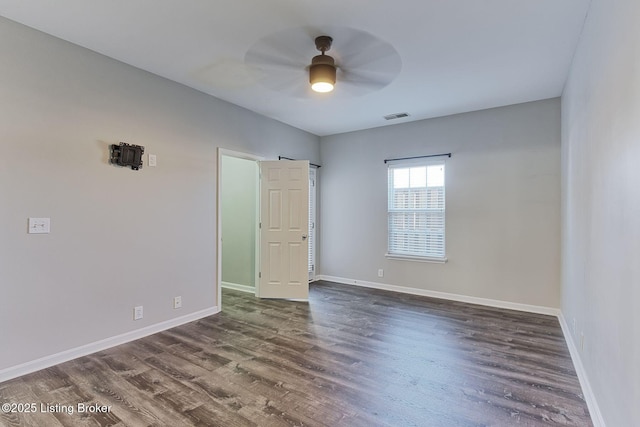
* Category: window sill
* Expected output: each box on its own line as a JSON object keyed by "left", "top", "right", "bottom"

{"left": 385, "top": 254, "right": 448, "bottom": 264}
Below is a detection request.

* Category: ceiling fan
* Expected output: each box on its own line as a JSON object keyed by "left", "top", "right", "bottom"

{"left": 244, "top": 26, "right": 402, "bottom": 98}
{"left": 309, "top": 35, "right": 337, "bottom": 93}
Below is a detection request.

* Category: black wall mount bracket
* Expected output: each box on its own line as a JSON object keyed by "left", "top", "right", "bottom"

{"left": 110, "top": 142, "right": 144, "bottom": 170}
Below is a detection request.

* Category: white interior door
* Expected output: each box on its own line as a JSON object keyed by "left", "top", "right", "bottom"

{"left": 259, "top": 160, "right": 309, "bottom": 299}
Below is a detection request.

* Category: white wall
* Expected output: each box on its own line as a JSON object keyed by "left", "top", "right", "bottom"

{"left": 561, "top": 0, "right": 640, "bottom": 424}
{"left": 319, "top": 99, "right": 561, "bottom": 308}
{"left": 221, "top": 156, "right": 258, "bottom": 289}
{"left": 0, "top": 17, "right": 319, "bottom": 374}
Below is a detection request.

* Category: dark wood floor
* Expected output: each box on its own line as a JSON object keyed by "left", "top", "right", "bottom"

{"left": 0, "top": 281, "right": 591, "bottom": 426}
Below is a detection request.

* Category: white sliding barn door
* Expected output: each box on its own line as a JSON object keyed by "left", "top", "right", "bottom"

{"left": 258, "top": 160, "right": 309, "bottom": 299}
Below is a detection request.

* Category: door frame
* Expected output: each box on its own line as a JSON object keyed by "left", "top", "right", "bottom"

{"left": 308, "top": 166, "right": 317, "bottom": 281}
{"left": 216, "top": 148, "right": 263, "bottom": 310}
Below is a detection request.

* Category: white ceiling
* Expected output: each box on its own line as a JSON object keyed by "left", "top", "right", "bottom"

{"left": 0, "top": 0, "right": 590, "bottom": 136}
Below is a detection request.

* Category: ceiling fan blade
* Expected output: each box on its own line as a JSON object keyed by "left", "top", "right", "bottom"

{"left": 339, "top": 68, "right": 396, "bottom": 87}
{"left": 193, "top": 59, "right": 263, "bottom": 89}
{"left": 336, "top": 42, "right": 401, "bottom": 77}
{"left": 327, "top": 27, "right": 400, "bottom": 68}
{"left": 341, "top": 77, "right": 389, "bottom": 90}
{"left": 339, "top": 49, "right": 401, "bottom": 73}
{"left": 269, "top": 78, "right": 311, "bottom": 98}
{"left": 245, "top": 49, "right": 305, "bottom": 71}
{"left": 246, "top": 27, "right": 312, "bottom": 67}
{"left": 248, "top": 63, "right": 310, "bottom": 97}
{"left": 330, "top": 28, "right": 373, "bottom": 59}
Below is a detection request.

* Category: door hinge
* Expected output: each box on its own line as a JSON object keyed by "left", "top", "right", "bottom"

{"left": 258, "top": 272, "right": 262, "bottom": 278}
{"left": 259, "top": 222, "right": 262, "bottom": 229}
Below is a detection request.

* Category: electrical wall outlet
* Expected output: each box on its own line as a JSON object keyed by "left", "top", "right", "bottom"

{"left": 377, "top": 269, "right": 384, "bottom": 278}
{"left": 148, "top": 154, "right": 157, "bottom": 167}
{"left": 134, "top": 306, "right": 143, "bottom": 320}
{"left": 173, "top": 296, "right": 182, "bottom": 309}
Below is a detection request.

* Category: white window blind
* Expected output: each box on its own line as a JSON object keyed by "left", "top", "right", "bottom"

{"left": 387, "top": 160, "right": 446, "bottom": 260}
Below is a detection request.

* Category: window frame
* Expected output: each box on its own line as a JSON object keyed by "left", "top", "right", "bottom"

{"left": 385, "top": 158, "right": 447, "bottom": 263}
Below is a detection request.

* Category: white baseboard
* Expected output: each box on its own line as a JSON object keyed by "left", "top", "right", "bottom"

{"left": 316, "top": 275, "right": 560, "bottom": 316}
{"left": 221, "top": 281, "right": 255, "bottom": 294}
{"left": 557, "top": 313, "right": 606, "bottom": 427}
{"left": 0, "top": 306, "right": 220, "bottom": 384}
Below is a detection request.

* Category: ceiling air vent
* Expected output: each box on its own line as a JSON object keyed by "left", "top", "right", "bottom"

{"left": 384, "top": 112, "right": 410, "bottom": 121}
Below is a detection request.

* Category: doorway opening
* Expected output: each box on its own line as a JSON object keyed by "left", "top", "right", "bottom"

{"left": 217, "top": 149, "right": 316, "bottom": 307}
{"left": 217, "top": 149, "right": 261, "bottom": 309}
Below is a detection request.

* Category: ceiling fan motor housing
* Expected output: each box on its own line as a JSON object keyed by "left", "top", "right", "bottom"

{"left": 309, "top": 54, "right": 337, "bottom": 89}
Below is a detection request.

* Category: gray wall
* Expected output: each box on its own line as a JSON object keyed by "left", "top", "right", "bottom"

{"left": 0, "top": 17, "right": 319, "bottom": 372}
{"left": 319, "top": 99, "right": 561, "bottom": 308}
{"left": 221, "top": 156, "right": 258, "bottom": 289}
{"left": 561, "top": 0, "right": 640, "bottom": 424}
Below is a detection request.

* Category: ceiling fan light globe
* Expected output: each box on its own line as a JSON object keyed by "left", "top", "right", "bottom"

{"left": 311, "top": 81, "right": 334, "bottom": 93}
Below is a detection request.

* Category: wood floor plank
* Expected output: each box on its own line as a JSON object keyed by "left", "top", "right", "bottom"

{"left": 0, "top": 379, "right": 65, "bottom": 427}
{"left": 0, "top": 281, "right": 592, "bottom": 426}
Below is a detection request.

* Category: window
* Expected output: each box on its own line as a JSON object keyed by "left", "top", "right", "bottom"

{"left": 387, "top": 160, "right": 446, "bottom": 261}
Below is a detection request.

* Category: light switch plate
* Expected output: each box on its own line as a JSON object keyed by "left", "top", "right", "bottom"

{"left": 148, "top": 154, "right": 157, "bottom": 167}
{"left": 28, "top": 218, "right": 50, "bottom": 234}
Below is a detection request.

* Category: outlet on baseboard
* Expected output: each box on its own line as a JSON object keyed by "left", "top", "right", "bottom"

{"left": 134, "top": 306, "right": 143, "bottom": 320}
{"left": 173, "top": 296, "right": 182, "bottom": 309}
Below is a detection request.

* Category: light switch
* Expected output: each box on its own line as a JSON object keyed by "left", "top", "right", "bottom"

{"left": 148, "top": 154, "right": 157, "bottom": 167}
{"left": 28, "top": 218, "right": 50, "bottom": 234}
